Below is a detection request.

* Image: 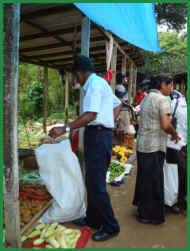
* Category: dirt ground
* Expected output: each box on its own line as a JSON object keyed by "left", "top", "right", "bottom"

{"left": 85, "top": 165, "right": 187, "bottom": 248}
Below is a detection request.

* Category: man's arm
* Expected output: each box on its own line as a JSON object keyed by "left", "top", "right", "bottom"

{"left": 49, "top": 112, "right": 96, "bottom": 138}
{"left": 69, "top": 112, "right": 97, "bottom": 130}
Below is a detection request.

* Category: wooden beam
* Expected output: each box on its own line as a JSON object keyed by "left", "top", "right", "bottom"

{"left": 121, "top": 56, "right": 127, "bottom": 76}
{"left": 20, "top": 25, "right": 80, "bottom": 41}
{"left": 41, "top": 52, "right": 107, "bottom": 64}
{"left": 20, "top": 25, "right": 101, "bottom": 41}
{"left": 128, "top": 62, "right": 134, "bottom": 105}
{"left": 43, "top": 66, "right": 48, "bottom": 133}
{"left": 79, "top": 17, "right": 91, "bottom": 169}
{"left": 4, "top": 4, "right": 21, "bottom": 247}
{"left": 133, "top": 66, "right": 137, "bottom": 99}
{"left": 23, "top": 20, "right": 71, "bottom": 46}
{"left": 20, "top": 42, "right": 65, "bottom": 53}
{"left": 81, "top": 17, "right": 91, "bottom": 57}
{"left": 64, "top": 72, "right": 69, "bottom": 123}
{"left": 110, "top": 45, "right": 117, "bottom": 90}
{"left": 21, "top": 4, "right": 75, "bottom": 21}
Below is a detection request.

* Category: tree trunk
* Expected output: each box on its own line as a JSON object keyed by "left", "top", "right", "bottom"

{"left": 4, "top": 4, "right": 21, "bottom": 247}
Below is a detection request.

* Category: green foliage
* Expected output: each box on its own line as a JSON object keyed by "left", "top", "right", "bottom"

{"left": 19, "top": 80, "right": 44, "bottom": 119}
{"left": 139, "top": 32, "right": 187, "bottom": 78}
{"left": 155, "top": 4, "right": 187, "bottom": 31}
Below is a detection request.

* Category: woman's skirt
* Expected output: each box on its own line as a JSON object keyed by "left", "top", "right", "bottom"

{"left": 133, "top": 151, "right": 165, "bottom": 221}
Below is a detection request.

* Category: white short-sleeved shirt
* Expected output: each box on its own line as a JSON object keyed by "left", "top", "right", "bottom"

{"left": 167, "top": 96, "right": 187, "bottom": 150}
{"left": 82, "top": 73, "right": 121, "bottom": 128}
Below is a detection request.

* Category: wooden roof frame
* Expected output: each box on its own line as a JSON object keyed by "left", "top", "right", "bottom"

{"left": 19, "top": 3, "right": 144, "bottom": 71}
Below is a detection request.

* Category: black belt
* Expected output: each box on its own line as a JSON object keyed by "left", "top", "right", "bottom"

{"left": 86, "top": 125, "right": 112, "bottom": 131}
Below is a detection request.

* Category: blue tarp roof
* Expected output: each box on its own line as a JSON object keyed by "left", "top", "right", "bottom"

{"left": 75, "top": 3, "right": 161, "bottom": 52}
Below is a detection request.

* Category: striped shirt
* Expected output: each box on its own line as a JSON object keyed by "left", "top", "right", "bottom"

{"left": 137, "top": 89, "right": 171, "bottom": 153}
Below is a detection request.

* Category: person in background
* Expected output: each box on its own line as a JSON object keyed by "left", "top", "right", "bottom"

{"left": 134, "top": 86, "right": 147, "bottom": 106}
{"left": 133, "top": 74, "right": 180, "bottom": 225}
{"left": 115, "top": 73, "right": 128, "bottom": 102}
{"left": 166, "top": 89, "right": 187, "bottom": 213}
{"left": 49, "top": 55, "right": 121, "bottom": 241}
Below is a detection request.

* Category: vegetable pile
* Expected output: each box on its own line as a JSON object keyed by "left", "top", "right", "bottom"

{"left": 108, "top": 162, "right": 125, "bottom": 182}
{"left": 22, "top": 223, "right": 84, "bottom": 248}
{"left": 19, "top": 184, "right": 51, "bottom": 201}
{"left": 19, "top": 169, "right": 44, "bottom": 185}
{"left": 20, "top": 185, "right": 52, "bottom": 228}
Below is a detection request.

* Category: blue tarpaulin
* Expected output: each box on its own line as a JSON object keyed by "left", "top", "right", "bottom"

{"left": 75, "top": 3, "right": 161, "bottom": 52}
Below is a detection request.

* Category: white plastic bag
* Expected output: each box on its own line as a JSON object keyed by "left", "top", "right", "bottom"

{"left": 35, "top": 139, "right": 86, "bottom": 223}
{"left": 163, "top": 161, "right": 179, "bottom": 207}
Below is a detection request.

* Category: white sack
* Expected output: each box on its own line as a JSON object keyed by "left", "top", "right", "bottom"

{"left": 35, "top": 139, "right": 86, "bottom": 223}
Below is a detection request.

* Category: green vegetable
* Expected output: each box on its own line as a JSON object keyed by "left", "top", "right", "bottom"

{"left": 28, "top": 230, "right": 41, "bottom": 239}
{"left": 108, "top": 162, "right": 125, "bottom": 182}
{"left": 33, "top": 238, "right": 44, "bottom": 245}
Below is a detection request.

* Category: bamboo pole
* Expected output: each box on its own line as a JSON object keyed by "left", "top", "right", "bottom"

{"left": 128, "top": 62, "right": 134, "bottom": 105}
{"left": 78, "top": 17, "right": 91, "bottom": 167}
{"left": 110, "top": 45, "right": 117, "bottom": 91}
{"left": 4, "top": 4, "right": 21, "bottom": 247}
{"left": 43, "top": 66, "right": 48, "bottom": 133}
{"left": 64, "top": 72, "right": 69, "bottom": 123}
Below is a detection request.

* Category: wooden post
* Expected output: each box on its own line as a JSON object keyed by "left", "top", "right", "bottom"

{"left": 121, "top": 56, "right": 127, "bottom": 76}
{"left": 79, "top": 17, "right": 91, "bottom": 167}
{"left": 43, "top": 66, "right": 48, "bottom": 133}
{"left": 110, "top": 45, "right": 117, "bottom": 91}
{"left": 4, "top": 4, "right": 21, "bottom": 247}
{"left": 133, "top": 66, "right": 137, "bottom": 99}
{"left": 64, "top": 72, "right": 69, "bottom": 123}
{"left": 128, "top": 62, "right": 134, "bottom": 105}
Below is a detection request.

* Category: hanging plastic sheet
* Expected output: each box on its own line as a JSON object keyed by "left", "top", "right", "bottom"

{"left": 75, "top": 3, "right": 161, "bottom": 52}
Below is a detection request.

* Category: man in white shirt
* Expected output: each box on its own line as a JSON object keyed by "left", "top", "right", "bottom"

{"left": 166, "top": 90, "right": 187, "bottom": 212}
{"left": 49, "top": 55, "right": 121, "bottom": 241}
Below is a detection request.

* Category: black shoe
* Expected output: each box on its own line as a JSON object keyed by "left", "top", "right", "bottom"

{"left": 92, "top": 229, "right": 119, "bottom": 241}
{"left": 72, "top": 217, "right": 87, "bottom": 226}
{"left": 72, "top": 218, "right": 100, "bottom": 230}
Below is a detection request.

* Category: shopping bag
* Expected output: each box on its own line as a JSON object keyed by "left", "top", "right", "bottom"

{"left": 163, "top": 161, "right": 179, "bottom": 207}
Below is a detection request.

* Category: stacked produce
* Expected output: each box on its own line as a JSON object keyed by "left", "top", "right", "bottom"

{"left": 20, "top": 185, "right": 52, "bottom": 228}
{"left": 22, "top": 223, "right": 82, "bottom": 248}
{"left": 19, "top": 169, "right": 44, "bottom": 185}
{"left": 108, "top": 162, "right": 125, "bottom": 183}
{"left": 112, "top": 145, "right": 133, "bottom": 163}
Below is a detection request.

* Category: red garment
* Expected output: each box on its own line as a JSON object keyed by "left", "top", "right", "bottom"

{"left": 103, "top": 69, "right": 113, "bottom": 82}
{"left": 134, "top": 92, "right": 146, "bottom": 105}
{"left": 71, "top": 131, "right": 79, "bottom": 153}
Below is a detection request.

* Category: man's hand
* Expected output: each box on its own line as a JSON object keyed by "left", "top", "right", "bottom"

{"left": 48, "top": 126, "right": 65, "bottom": 139}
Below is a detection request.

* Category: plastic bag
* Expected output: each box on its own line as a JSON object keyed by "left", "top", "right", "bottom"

{"left": 163, "top": 161, "right": 179, "bottom": 207}
{"left": 35, "top": 139, "right": 86, "bottom": 223}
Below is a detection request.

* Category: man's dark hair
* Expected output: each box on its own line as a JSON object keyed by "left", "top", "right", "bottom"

{"left": 150, "top": 74, "right": 173, "bottom": 90}
{"left": 72, "top": 55, "right": 95, "bottom": 73}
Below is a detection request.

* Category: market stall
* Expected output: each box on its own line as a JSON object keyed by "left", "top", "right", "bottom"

{"left": 4, "top": 3, "right": 161, "bottom": 247}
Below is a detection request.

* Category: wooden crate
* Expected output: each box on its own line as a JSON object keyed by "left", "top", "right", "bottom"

{"left": 21, "top": 199, "right": 53, "bottom": 235}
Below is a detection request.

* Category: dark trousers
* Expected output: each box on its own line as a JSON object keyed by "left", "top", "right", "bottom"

{"left": 133, "top": 151, "right": 165, "bottom": 221}
{"left": 84, "top": 126, "right": 120, "bottom": 233}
